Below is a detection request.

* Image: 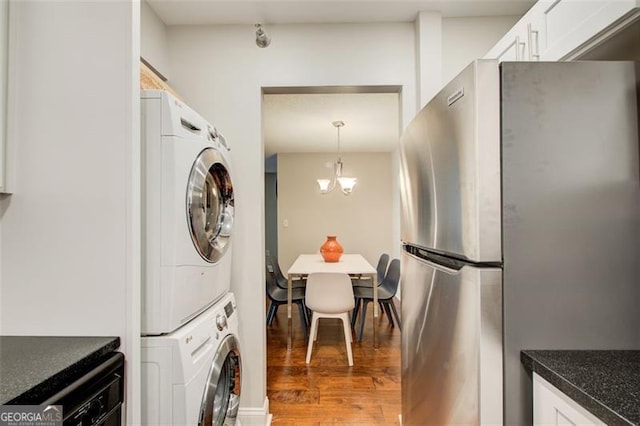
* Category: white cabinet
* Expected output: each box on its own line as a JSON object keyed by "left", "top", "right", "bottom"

{"left": 484, "top": 0, "right": 640, "bottom": 62}
{"left": 485, "top": 6, "right": 542, "bottom": 61}
{"left": 489, "top": 26, "right": 528, "bottom": 62}
{"left": 538, "top": 0, "right": 640, "bottom": 60}
{"left": 533, "top": 373, "right": 605, "bottom": 426}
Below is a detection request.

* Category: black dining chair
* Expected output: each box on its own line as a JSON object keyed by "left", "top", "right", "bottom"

{"left": 350, "top": 253, "right": 389, "bottom": 329}
{"left": 351, "top": 253, "right": 389, "bottom": 288}
{"left": 266, "top": 255, "right": 306, "bottom": 289}
{"left": 266, "top": 260, "right": 309, "bottom": 338}
{"left": 352, "top": 258, "right": 401, "bottom": 341}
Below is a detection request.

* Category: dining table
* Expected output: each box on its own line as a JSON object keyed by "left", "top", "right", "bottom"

{"left": 286, "top": 253, "right": 379, "bottom": 350}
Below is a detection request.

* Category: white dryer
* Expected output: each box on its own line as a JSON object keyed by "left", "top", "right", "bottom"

{"left": 142, "top": 292, "right": 242, "bottom": 426}
{"left": 141, "top": 90, "right": 234, "bottom": 335}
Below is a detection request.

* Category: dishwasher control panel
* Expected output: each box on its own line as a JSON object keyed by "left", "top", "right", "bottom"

{"left": 46, "top": 352, "right": 125, "bottom": 426}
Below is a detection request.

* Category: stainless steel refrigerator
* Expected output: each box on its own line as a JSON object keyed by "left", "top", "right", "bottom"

{"left": 399, "top": 60, "right": 640, "bottom": 425}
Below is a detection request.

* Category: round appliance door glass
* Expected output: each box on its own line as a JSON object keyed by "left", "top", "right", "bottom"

{"left": 187, "top": 148, "right": 234, "bottom": 263}
{"left": 199, "top": 335, "right": 242, "bottom": 426}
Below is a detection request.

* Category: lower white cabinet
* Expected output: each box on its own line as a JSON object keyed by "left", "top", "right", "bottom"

{"left": 533, "top": 373, "right": 605, "bottom": 426}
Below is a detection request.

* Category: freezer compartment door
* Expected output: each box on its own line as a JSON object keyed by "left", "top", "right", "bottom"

{"left": 399, "top": 59, "right": 501, "bottom": 262}
{"left": 401, "top": 246, "right": 503, "bottom": 425}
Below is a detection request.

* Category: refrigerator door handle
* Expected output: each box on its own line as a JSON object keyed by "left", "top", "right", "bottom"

{"left": 404, "top": 249, "right": 461, "bottom": 274}
{"left": 402, "top": 244, "right": 470, "bottom": 273}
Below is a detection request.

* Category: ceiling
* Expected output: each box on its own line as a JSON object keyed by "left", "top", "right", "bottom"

{"left": 146, "top": 1, "right": 533, "bottom": 158}
{"left": 147, "top": 0, "right": 534, "bottom": 26}
{"left": 263, "top": 91, "right": 401, "bottom": 157}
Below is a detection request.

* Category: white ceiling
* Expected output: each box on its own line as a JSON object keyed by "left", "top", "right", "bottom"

{"left": 146, "top": 0, "right": 533, "bottom": 157}
{"left": 147, "top": 0, "right": 534, "bottom": 26}
{"left": 263, "top": 92, "right": 401, "bottom": 157}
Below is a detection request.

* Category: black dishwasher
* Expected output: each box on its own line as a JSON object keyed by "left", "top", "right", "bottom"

{"left": 42, "top": 352, "right": 124, "bottom": 426}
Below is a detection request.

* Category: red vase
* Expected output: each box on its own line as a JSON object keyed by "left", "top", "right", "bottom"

{"left": 320, "top": 236, "right": 343, "bottom": 263}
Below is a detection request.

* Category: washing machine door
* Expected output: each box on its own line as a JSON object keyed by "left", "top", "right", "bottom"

{"left": 199, "top": 334, "right": 242, "bottom": 426}
{"left": 187, "top": 147, "right": 234, "bottom": 263}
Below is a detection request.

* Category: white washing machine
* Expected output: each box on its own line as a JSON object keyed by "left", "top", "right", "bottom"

{"left": 141, "top": 90, "right": 234, "bottom": 335}
{"left": 142, "top": 292, "right": 242, "bottom": 426}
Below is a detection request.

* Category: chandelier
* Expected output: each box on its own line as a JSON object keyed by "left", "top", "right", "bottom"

{"left": 317, "top": 121, "right": 357, "bottom": 195}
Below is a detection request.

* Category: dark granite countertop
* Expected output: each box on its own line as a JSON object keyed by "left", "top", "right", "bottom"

{"left": 0, "top": 336, "right": 120, "bottom": 404}
{"left": 522, "top": 350, "right": 640, "bottom": 425}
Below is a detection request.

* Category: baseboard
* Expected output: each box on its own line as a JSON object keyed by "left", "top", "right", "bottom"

{"left": 238, "top": 397, "right": 272, "bottom": 426}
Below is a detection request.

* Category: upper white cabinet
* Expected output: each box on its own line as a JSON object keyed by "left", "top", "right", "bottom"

{"left": 485, "top": 6, "right": 542, "bottom": 61}
{"left": 539, "top": 0, "right": 640, "bottom": 59}
{"left": 485, "top": 0, "right": 640, "bottom": 62}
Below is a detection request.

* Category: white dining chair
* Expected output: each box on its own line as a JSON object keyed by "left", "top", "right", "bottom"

{"left": 305, "top": 272, "right": 355, "bottom": 366}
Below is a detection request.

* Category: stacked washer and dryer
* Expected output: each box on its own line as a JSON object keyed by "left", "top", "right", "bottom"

{"left": 140, "top": 90, "right": 242, "bottom": 426}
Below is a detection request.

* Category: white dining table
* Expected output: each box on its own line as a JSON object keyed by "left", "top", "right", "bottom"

{"left": 286, "top": 253, "right": 379, "bottom": 350}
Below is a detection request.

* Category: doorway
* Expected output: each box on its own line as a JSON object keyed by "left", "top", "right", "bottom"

{"left": 262, "top": 85, "right": 403, "bottom": 423}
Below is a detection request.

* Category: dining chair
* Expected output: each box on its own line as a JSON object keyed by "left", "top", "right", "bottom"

{"left": 266, "top": 255, "right": 306, "bottom": 289}
{"left": 352, "top": 258, "right": 401, "bottom": 341}
{"left": 305, "top": 272, "right": 355, "bottom": 366}
{"left": 351, "top": 253, "right": 389, "bottom": 288}
{"left": 266, "top": 261, "right": 309, "bottom": 338}
{"left": 349, "top": 252, "right": 388, "bottom": 329}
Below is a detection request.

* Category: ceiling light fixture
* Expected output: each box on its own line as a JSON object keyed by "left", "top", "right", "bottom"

{"left": 255, "top": 23, "right": 271, "bottom": 48}
{"left": 317, "top": 121, "right": 357, "bottom": 195}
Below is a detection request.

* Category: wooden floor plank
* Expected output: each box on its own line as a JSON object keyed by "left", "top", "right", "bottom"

{"left": 267, "top": 300, "right": 401, "bottom": 425}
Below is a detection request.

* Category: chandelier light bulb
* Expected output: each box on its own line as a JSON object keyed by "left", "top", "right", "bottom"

{"left": 338, "top": 177, "right": 357, "bottom": 194}
{"left": 317, "top": 179, "right": 331, "bottom": 193}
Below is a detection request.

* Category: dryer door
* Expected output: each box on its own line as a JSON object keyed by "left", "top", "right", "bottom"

{"left": 199, "top": 335, "right": 242, "bottom": 426}
{"left": 187, "top": 148, "right": 234, "bottom": 263}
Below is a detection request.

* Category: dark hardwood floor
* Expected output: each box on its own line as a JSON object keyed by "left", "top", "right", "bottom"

{"left": 267, "top": 301, "right": 402, "bottom": 425}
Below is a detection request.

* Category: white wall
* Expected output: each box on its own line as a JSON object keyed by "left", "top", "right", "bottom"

{"left": 442, "top": 16, "right": 520, "bottom": 83}
{"left": 277, "top": 152, "right": 393, "bottom": 272}
{"left": 1, "top": 1, "right": 140, "bottom": 423}
{"left": 416, "top": 12, "right": 443, "bottom": 108}
{"left": 166, "top": 22, "right": 416, "bottom": 420}
{"left": 141, "top": 0, "right": 171, "bottom": 80}
{"left": 0, "top": 0, "right": 8, "bottom": 193}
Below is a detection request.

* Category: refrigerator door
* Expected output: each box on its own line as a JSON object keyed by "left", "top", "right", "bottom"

{"left": 400, "top": 60, "right": 501, "bottom": 262}
{"left": 401, "top": 245, "right": 503, "bottom": 426}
